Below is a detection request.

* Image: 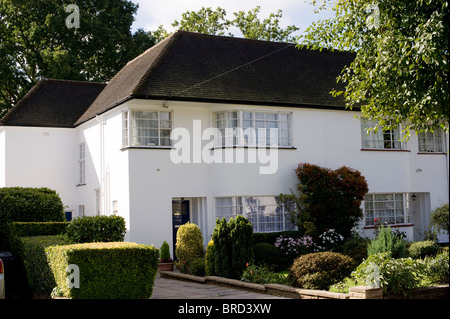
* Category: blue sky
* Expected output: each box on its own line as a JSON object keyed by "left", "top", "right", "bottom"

{"left": 131, "top": 0, "right": 335, "bottom": 38}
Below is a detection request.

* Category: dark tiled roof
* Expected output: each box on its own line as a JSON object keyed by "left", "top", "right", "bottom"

{"left": 75, "top": 30, "right": 355, "bottom": 125}
{"left": 0, "top": 79, "right": 106, "bottom": 128}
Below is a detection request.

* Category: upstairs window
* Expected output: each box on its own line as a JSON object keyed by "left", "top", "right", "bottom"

{"left": 214, "top": 110, "right": 292, "bottom": 147}
{"left": 78, "top": 142, "right": 85, "bottom": 185}
{"left": 123, "top": 110, "right": 172, "bottom": 148}
{"left": 418, "top": 128, "right": 443, "bottom": 153}
{"left": 361, "top": 119, "right": 404, "bottom": 150}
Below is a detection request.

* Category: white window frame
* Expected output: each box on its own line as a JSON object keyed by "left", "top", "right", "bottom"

{"left": 213, "top": 110, "right": 293, "bottom": 147}
{"left": 215, "top": 196, "right": 296, "bottom": 232}
{"left": 78, "top": 142, "right": 86, "bottom": 185}
{"left": 78, "top": 205, "right": 85, "bottom": 218}
{"left": 363, "top": 193, "right": 410, "bottom": 226}
{"left": 361, "top": 119, "right": 405, "bottom": 150}
{"left": 418, "top": 128, "right": 443, "bottom": 153}
{"left": 122, "top": 110, "right": 173, "bottom": 148}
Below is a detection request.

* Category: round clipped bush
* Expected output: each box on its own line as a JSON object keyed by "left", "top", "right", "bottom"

{"left": 175, "top": 222, "right": 204, "bottom": 273}
{"left": 289, "top": 252, "right": 356, "bottom": 290}
{"left": 408, "top": 240, "right": 441, "bottom": 259}
{"left": 253, "top": 242, "right": 281, "bottom": 268}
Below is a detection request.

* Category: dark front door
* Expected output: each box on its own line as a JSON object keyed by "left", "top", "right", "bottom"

{"left": 172, "top": 200, "right": 190, "bottom": 260}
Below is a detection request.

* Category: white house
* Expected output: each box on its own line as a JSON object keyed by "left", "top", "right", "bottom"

{"left": 1, "top": 31, "right": 448, "bottom": 254}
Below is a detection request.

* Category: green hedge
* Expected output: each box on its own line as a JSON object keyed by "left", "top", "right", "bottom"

{"left": 0, "top": 187, "right": 65, "bottom": 250}
{"left": 66, "top": 215, "right": 126, "bottom": 243}
{"left": 46, "top": 242, "right": 159, "bottom": 299}
{"left": 9, "top": 222, "right": 69, "bottom": 237}
{"left": 17, "top": 235, "right": 72, "bottom": 294}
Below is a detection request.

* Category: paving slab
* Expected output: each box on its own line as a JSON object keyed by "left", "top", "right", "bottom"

{"left": 150, "top": 272, "right": 289, "bottom": 299}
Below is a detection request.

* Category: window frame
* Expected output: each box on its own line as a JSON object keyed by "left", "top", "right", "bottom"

{"left": 361, "top": 119, "right": 405, "bottom": 150}
{"left": 78, "top": 142, "right": 86, "bottom": 185}
{"left": 213, "top": 110, "right": 293, "bottom": 148}
{"left": 363, "top": 193, "right": 410, "bottom": 227}
{"left": 215, "top": 196, "right": 296, "bottom": 233}
{"left": 418, "top": 128, "right": 444, "bottom": 153}
{"left": 122, "top": 109, "right": 173, "bottom": 148}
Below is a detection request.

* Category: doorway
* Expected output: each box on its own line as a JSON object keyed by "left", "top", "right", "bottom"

{"left": 172, "top": 200, "right": 190, "bottom": 259}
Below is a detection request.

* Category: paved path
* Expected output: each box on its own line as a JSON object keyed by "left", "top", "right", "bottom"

{"left": 151, "top": 273, "right": 289, "bottom": 299}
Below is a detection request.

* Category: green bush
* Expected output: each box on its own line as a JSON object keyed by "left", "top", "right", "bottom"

{"left": 212, "top": 216, "right": 254, "bottom": 279}
{"left": 10, "top": 222, "right": 69, "bottom": 237}
{"left": 159, "top": 241, "right": 172, "bottom": 262}
{"left": 46, "top": 242, "right": 159, "bottom": 299}
{"left": 367, "top": 226, "right": 408, "bottom": 258}
{"left": 430, "top": 203, "right": 449, "bottom": 233}
{"left": 205, "top": 239, "right": 215, "bottom": 276}
{"left": 66, "top": 215, "right": 126, "bottom": 243}
{"left": 16, "top": 235, "right": 72, "bottom": 294}
{"left": 253, "top": 243, "right": 281, "bottom": 269}
{"left": 241, "top": 264, "right": 291, "bottom": 285}
{"left": 189, "top": 257, "right": 206, "bottom": 277}
{"left": 0, "top": 187, "right": 65, "bottom": 250}
{"left": 351, "top": 251, "right": 449, "bottom": 297}
{"left": 175, "top": 222, "right": 204, "bottom": 274}
{"left": 408, "top": 240, "right": 441, "bottom": 259}
{"left": 289, "top": 252, "right": 356, "bottom": 290}
{"left": 0, "top": 187, "right": 65, "bottom": 222}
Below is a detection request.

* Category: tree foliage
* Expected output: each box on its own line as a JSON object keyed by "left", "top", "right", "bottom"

{"left": 171, "top": 6, "right": 299, "bottom": 42}
{"left": 300, "top": 0, "right": 449, "bottom": 136}
{"left": 0, "top": 0, "right": 157, "bottom": 116}
{"left": 280, "top": 163, "right": 368, "bottom": 239}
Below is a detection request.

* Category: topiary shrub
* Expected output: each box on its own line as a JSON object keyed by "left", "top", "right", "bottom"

{"left": 430, "top": 203, "right": 449, "bottom": 233}
{"left": 289, "top": 252, "right": 356, "bottom": 290}
{"left": 159, "top": 241, "right": 172, "bottom": 262}
{"left": 408, "top": 240, "right": 441, "bottom": 259}
{"left": 205, "top": 239, "right": 215, "bottom": 276}
{"left": 175, "top": 222, "right": 204, "bottom": 274}
{"left": 66, "top": 215, "right": 126, "bottom": 243}
{"left": 46, "top": 242, "right": 159, "bottom": 299}
{"left": 253, "top": 242, "right": 281, "bottom": 269}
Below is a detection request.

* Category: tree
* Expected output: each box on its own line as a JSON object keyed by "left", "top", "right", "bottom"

{"left": 169, "top": 6, "right": 299, "bottom": 42}
{"left": 233, "top": 6, "right": 299, "bottom": 42}
{"left": 300, "top": 0, "right": 449, "bottom": 137}
{"left": 0, "top": 0, "right": 157, "bottom": 116}
{"left": 280, "top": 163, "right": 368, "bottom": 239}
{"left": 172, "top": 6, "right": 232, "bottom": 36}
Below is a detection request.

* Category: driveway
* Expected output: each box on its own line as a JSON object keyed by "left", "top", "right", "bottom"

{"left": 151, "top": 273, "right": 289, "bottom": 299}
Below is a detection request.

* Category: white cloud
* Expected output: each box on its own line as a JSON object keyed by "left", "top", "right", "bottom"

{"left": 132, "top": 0, "right": 333, "bottom": 36}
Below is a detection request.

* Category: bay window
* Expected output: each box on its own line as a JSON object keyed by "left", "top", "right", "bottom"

{"left": 214, "top": 110, "right": 292, "bottom": 147}
{"left": 122, "top": 110, "right": 172, "bottom": 148}
{"left": 215, "top": 196, "right": 296, "bottom": 232}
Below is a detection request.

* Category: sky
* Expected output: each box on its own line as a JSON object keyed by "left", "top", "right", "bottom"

{"left": 130, "top": 0, "right": 335, "bottom": 38}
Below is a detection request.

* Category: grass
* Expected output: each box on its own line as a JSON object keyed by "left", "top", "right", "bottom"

{"left": 329, "top": 277, "right": 358, "bottom": 293}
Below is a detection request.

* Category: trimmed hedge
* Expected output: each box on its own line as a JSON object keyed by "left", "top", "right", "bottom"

{"left": 46, "top": 242, "right": 159, "bottom": 299}
{"left": 10, "top": 222, "right": 69, "bottom": 237}
{"left": 16, "top": 235, "right": 72, "bottom": 294}
{"left": 66, "top": 215, "right": 126, "bottom": 243}
{"left": 0, "top": 187, "right": 65, "bottom": 250}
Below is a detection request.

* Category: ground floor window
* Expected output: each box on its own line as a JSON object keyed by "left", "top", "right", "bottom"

{"left": 363, "top": 193, "right": 409, "bottom": 226}
{"left": 215, "top": 196, "right": 296, "bottom": 232}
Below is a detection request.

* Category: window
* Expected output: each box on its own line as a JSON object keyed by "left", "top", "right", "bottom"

{"left": 122, "top": 110, "right": 172, "bottom": 147}
{"left": 418, "top": 129, "right": 443, "bottom": 153}
{"left": 361, "top": 119, "right": 403, "bottom": 150}
{"left": 363, "top": 193, "right": 409, "bottom": 226}
{"left": 215, "top": 196, "right": 296, "bottom": 232}
{"left": 214, "top": 111, "right": 292, "bottom": 147}
{"left": 95, "top": 189, "right": 101, "bottom": 215}
{"left": 78, "top": 205, "right": 85, "bottom": 217}
{"left": 78, "top": 143, "right": 85, "bottom": 185}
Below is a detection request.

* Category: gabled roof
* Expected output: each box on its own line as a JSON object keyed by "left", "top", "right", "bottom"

{"left": 0, "top": 79, "right": 106, "bottom": 128}
{"left": 75, "top": 30, "right": 355, "bottom": 126}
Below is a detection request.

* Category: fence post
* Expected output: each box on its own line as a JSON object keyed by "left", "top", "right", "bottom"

{"left": 349, "top": 286, "right": 383, "bottom": 299}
